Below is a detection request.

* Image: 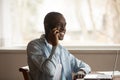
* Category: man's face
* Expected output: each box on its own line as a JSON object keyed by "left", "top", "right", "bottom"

{"left": 54, "top": 17, "right": 66, "bottom": 40}
{"left": 46, "top": 16, "right": 66, "bottom": 40}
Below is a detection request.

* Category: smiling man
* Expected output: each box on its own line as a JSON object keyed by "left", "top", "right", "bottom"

{"left": 27, "top": 12, "right": 91, "bottom": 80}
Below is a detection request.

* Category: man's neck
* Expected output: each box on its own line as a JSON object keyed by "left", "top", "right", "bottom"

{"left": 45, "top": 34, "right": 52, "bottom": 45}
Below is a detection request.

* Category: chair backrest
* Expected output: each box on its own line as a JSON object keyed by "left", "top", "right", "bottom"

{"left": 19, "top": 66, "right": 29, "bottom": 80}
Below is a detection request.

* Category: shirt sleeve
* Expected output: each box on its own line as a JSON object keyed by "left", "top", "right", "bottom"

{"left": 64, "top": 48, "right": 91, "bottom": 74}
{"left": 27, "top": 41, "right": 58, "bottom": 77}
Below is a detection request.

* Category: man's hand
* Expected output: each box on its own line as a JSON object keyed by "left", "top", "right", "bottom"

{"left": 73, "top": 70, "right": 86, "bottom": 80}
{"left": 50, "top": 28, "right": 59, "bottom": 46}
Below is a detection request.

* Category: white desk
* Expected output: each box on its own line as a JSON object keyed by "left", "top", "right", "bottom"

{"left": 75, "top": 71, "right": 120, "bottom": 80}
{"left": 84, "top": 71, "right": 120, "bottom": 80}
{"left": 97, "top": 71, "right": 120, "bottom": 80}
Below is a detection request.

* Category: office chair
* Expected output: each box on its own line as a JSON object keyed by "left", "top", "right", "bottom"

{"left": 19, "top": 66, "right": 29, "bottom": 80}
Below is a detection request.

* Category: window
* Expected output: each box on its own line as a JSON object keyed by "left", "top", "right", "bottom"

{"left": 0, "top": 0, "right": 120, "bottom": 47}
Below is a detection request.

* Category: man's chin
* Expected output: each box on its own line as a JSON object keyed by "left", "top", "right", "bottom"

{"left": 59, "top": 37, "right": 64, "bottom": 40}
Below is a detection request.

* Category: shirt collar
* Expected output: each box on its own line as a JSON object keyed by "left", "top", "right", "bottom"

{"left": 40, "top": 34, "right": 52, "bottom": 49}
{"left": 40, "top": 34, "right": 59, "bottom": 49}
{"left": 45, "top": 39, "right": 52, "bottom": 49}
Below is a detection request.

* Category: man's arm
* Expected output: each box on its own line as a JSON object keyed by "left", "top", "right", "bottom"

{"left": 40, "top": 46, "right": 58, "bottom": 77}
{"left": 27, "top": 27, "right": 60, "bottom": 77}
{"left": 63, "top": 49, "right": 91, "bottom": 74}
{"left": 39, "top": 27, "right": 60, "bottom": 76}
{"left": 27, "top": 42, "right": 58, "bottom": 77}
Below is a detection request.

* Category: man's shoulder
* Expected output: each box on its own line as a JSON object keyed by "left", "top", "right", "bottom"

{"left": 28, "top": 38, "right": 40, "bottom": 43}
{"left": 27, "top": 38, "right": 45, "bottom": 47}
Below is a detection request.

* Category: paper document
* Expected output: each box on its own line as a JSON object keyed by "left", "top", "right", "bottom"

{"left": 84, "top": 73, "right": 112, "bottom": 79}
{"left": 97, "top": 71, "right": 120, "bottom": 76}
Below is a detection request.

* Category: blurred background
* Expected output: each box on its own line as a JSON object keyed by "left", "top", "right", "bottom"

{"left": 0, "top": 0, "right": 120, "bottom": 80}
{"left": 0, "top": 0, "right": 120, "bottom": 47}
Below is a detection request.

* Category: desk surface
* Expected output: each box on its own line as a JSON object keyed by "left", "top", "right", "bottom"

{"left": 75, "top": 71, "right": 120, "bottom": 80}
{"left": 86, "top": 71, "right": 120, "bottom": 80}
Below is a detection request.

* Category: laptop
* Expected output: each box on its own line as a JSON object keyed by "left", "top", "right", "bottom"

{"left": 84, "top": 50, "right": 119, "bottom": 80}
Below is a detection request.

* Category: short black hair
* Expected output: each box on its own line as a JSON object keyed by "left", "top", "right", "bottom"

{"left": 44, "top": 12, "right": 63, "bottom": 25}
{"left": 44, "top": 12, "right": 65, "bottom": 34}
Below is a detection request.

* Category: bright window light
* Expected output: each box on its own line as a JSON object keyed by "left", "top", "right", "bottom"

{"left": 0, "top": 0, "right": 120, "bottom": 47}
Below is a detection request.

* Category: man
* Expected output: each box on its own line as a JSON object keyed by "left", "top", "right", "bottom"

{"left": 27, "top": 12, "right": 91, "bottom": 80}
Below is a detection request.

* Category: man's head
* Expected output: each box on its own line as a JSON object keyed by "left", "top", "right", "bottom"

{"left": 44, "top": 12, "right": 66, "bottom": 40}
